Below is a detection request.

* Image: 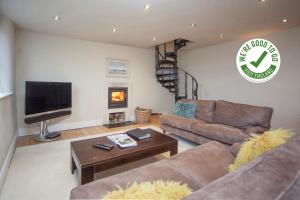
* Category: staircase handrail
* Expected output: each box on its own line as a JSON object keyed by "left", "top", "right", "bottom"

{"left": 177, "top": 66, "right": 199, "bottom": 98}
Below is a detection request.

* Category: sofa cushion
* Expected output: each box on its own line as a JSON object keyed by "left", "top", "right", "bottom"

{"left": 212, "top": 100, "right": 273, "bottom": 129}
{"left": 184, "top": 133, "right": 300, "bottom": 200}
{"left": 167, "top": 141, "right": 234, "bottom": 188}
{"left": 160, "top": 114, "right": 207, "bottom": 131}
{"left": 195, "top": 100, "right": 216, "bottom": 122}
{"left": 191, "top": 123, "right": 248, "bottom": 144}
{"left": 181, "top": 99, "right": 216, "bottom": 122}
{"left": 160, "top": 123, "right": 213, "bottom": 145}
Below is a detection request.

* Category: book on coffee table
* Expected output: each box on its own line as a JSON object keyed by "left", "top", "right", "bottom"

{"left": 107, "top": 134, "right": 137, "bottom": 148}
{"left": 126, "top": 128, "right": 151, "bottom": 140}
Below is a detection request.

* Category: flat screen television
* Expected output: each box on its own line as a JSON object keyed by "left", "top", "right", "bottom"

{"left": 25, "top": 81, "right": 72, "bottom": 115}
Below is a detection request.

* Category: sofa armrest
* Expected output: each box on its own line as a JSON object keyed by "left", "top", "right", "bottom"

{"left": 244, "top": 126, "right": 267, "bottom": 135}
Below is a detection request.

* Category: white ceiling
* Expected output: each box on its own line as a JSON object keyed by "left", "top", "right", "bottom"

{"left": 1, "top": 0, "right": 300, "bottom": 49}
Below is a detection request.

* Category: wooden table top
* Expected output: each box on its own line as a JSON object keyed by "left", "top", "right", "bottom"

{"left": 71, "top": 128, "right": 177, "bottom": 167}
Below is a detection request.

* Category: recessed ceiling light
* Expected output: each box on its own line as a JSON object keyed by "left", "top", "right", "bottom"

{"left": 258, "top": 0, "right": 266, "bottom": 3}
{"left": 282, "top": 18, "right": 288, "bottom": 23}
{"left": 144, "top": 4, "right": 151, "bottom": 10}
{"left": 112, "top": 28, "right": 117, "bottom": 32}
{"left": 219, "top": 33, "right": 224, "bottom": 38}
{"left": 152, "top": 37, "right": 156, "bottom": 42}
{"left": 191, "top": 23, "right": 196, "bottom": 27}
{"left": 53, "top": 15, "right": 61, "bottom": 21}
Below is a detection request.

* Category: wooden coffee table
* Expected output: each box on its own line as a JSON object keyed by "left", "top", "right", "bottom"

{"left": 70, "top": 128, "right": 178, "bottom": 185}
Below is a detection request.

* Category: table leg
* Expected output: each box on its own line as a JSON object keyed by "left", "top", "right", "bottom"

{"left": 80, "top": 166, "right": 95, "bottom": 185}
{"left": 170, "top": 143, "right": 178, "bottom": 156}
{"left": 71, "top": 155, "right": 76, "bottom": 174}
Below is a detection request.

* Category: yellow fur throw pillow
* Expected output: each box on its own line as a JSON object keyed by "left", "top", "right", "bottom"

{"left": 102, "top": 180, "right": 192, "bottom": 200}
{"left": 229, "top": 129, "right": 290, "bottom": 172}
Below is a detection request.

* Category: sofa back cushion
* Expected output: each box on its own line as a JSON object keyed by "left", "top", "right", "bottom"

{"left": 181, "top": 99, "right": 216, "bottom": 122}
{"left": 184, "top": 133, "right": 300, "bottom": 200}
{"left": 212, "top": 100, "right": 273, "bottom": 129}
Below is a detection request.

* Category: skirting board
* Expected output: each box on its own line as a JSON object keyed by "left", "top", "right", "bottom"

{"left": 0, "top": 133, "right": 17, "bottom": 193}
{"left": 18, "top": 119, "right": 103, "bottom": 136}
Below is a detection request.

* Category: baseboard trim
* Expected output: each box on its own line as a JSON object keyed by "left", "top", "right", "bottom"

{"left": 18, "top": 119, "right": 103, "bottom": 136}
{"left": 0, "top": 133, "right": 17, "bottom": 194}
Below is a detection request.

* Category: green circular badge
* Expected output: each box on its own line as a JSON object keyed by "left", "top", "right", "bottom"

{"left": 236, "top": 38, "right": 280, "bottom": 83}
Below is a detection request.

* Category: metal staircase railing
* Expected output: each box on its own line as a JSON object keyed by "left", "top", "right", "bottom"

{"left": 176, "top": 67, "right": 198, "bottom": 101}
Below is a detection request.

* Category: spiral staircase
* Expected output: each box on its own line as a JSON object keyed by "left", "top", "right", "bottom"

{"left": 155, "top": 39, "right": 199, "bottom": 101}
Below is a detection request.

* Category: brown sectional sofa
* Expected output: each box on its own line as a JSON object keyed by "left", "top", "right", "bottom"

{"left": 70, "top": 133, "right": 300, "bottom": 200}
{"left": 160, "top": 100, "right": 273, "bottom": 145}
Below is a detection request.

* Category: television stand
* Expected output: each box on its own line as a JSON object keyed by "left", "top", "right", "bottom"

{"left": 24, "top": 110, "right": 71, "bottom": 142}
{"left": 35, "top": 120, "right": 61, "bottom": 142}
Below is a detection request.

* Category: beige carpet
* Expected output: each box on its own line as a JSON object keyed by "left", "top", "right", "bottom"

{"left": 0, "top": 126, "right": 196, "bottom": 200}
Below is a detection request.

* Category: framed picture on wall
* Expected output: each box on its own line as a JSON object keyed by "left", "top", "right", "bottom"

{"left": 106, "top": 58, "right": 130, "bottom": 78}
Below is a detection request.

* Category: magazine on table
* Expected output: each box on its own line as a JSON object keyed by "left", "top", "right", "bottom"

{"left": 107, "top": 134, "right": 137, "bottom": 148}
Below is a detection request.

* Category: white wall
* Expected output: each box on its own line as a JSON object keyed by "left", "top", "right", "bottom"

{"left": 0, "top": 16, "right": 15, "bottom": 93}
{"left": 0, "top": 17, "right": 17, "bottom": 193}
{"left": 0, "top": 17, "right": 15, "bottom": 93}
{"left": 180, "top": 27, "right": 300, "bottom": 132}
{"left": 16, "top": 31, "right": 174, "bottom": 135}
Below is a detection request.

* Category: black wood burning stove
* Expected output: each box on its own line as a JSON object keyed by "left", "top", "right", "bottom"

{"left": 108, "top": 87, "right": 128, "bottom": 109}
